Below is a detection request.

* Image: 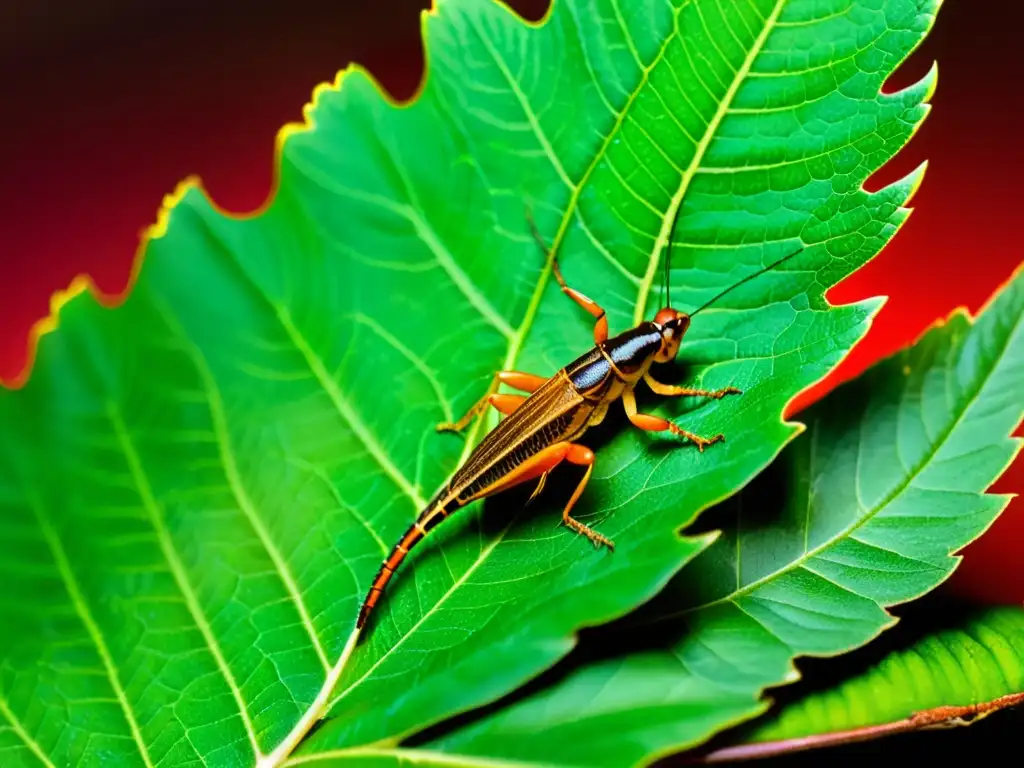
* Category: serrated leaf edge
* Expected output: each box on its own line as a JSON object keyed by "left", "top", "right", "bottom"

{"left": 0, "top": 3, "right": 952, "bottom": 768}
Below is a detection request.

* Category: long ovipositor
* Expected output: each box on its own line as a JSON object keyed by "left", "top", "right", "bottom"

{"left": 354, "top": 211, "right": 805, "bottom": 632}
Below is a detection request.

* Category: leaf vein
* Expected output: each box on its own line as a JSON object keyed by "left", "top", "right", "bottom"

{"left": 28, "top": 495, "right": 155, "bottom": 767}
{"left": 0, "top": 697, "right": 56, "bottom": 768}
{"left": 275, "top": 307, "right": 429, "bottom": 510}
{"left": 107, "top": 404, "right": 262, "bottom": 759}
{"left": 677, "top": 288, "right": 1024, "bottom": 615}
{"left": 352, "top": 313, "right": 455, "bottom": 422}
{"left": 633, "top": 0, "right": 791, "bottom": 324}
{"left": 467, "top": 15, "right": 575, "bottom": 190}
{"left": 325, "top": 522, "right": 515, "bottom": 713}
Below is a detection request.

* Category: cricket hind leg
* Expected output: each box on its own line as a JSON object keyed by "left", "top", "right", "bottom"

{"left": 562, "top": 443, "right": 614, "bottom": 551}
{"left": 622, "top": 388, "right": 725, "bottom": 453}
{"left": 465, "top": 440, "right": 613, "bottom": 551}
{"left": 437, "top": 370, "right": 546, "bottom": 433}
{"left": 527, "top": 211, "right": 609, "bottom": 344}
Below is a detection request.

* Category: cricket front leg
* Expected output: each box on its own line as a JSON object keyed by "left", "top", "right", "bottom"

{"left": 437, "top": 370, "right": 547, "bottom": 433}
{"left": 643, "top": 372, "right": 742, "bottom": 400}
{"left": 622, "top": 388, "right": 725, "bottom": 452}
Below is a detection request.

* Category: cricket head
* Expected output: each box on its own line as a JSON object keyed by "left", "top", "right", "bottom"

{"left": 652, "top": 307, "right": 690, "bottom": 362}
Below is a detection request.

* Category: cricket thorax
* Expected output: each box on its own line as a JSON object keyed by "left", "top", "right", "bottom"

{"left": 605, "top": 324, "right": 663, "bottom": 375}
{"left": 563, "top": 324, "right": 659, "bottom": 392}
{"left": 565, "top": 347, "right": 612, "bottom": 396}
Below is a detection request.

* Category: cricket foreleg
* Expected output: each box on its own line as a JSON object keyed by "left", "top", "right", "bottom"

{"left": 437, "top": 371, "right": 546, "bottom": 433}
{"left": 622, "top": 388, "right": 725, "bottom": 452}
{"left": 643, "top": 372, "right": 742, "bottom": 400}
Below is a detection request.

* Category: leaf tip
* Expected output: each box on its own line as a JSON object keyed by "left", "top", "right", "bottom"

{"left": 899, "top": 160, "right": 930, "bottom": 211}
{"left": 698, "top": 528, "right": 724, "bottom": 548}
{"left": 923, "top": 59, "right": 940, "bottom": 104}
{"left": 867, "top": 292, "right": 890, "bottom": 317}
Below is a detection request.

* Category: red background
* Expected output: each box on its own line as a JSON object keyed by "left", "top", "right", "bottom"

{"left": 1, "top": 0, "right": 1020, "bottom": 601}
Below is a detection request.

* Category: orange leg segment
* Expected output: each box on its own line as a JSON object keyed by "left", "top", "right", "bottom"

{"left": 527, "top": 211, "right": 608, "bottom": 344}
{"left": 552, "top": 259, "right": 609, "bottom": 344}
{"left": 643, "top": 372, "right": 742, "bottom": 400}
{"left": 498, "top": 371, "right": 547, "bottom": 394}
{"left": 468, "top": 440, "right": 614, "bottom": 551}
{"left": 437, "top": 370, "right": 546, "bottom": 433}
{"left": 562, "top": 444, "right": 613, "bottom": 550}
{"left": 489, "top": 394, "right": 527, "bottom": 416}
{"left": 622, "top": 388, "right": 725, "bottom": 452}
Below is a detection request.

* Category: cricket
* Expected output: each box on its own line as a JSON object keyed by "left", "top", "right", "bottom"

{"left": 356, "top": 209, "right": 803, "bottom": 630}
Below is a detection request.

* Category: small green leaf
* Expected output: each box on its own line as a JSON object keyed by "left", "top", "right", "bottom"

{"left": 696, "top": 601, "right": 1024, "bottom": 761}
{"left": 428, "top": 265, "right": 1024, "bottom": 767}
{"left": 707, "top": 604, "right": 1024, "bottom": 760}
{"left": 0, "top": 0, "right": 936, "bottom": 765}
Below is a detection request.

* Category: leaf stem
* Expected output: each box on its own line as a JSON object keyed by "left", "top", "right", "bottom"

{"left": 694, "top": 692, "right": 1024, "bottom": 763}
{"left": 258, "top": 628, "right": 362, "bottom": 768}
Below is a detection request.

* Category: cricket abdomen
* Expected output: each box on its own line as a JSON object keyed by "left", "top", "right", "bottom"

{"left": 356, "top": 487, "right": 461, "bottom": 628}
{"left": 456, "top": 408, "right": 578, "bottom": 502}
{"left": 448, "top": 373, "right": 588, "bottom": 502}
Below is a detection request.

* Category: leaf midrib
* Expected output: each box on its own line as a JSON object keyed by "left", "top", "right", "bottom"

{"left": 321, "top": 0, "right": 693, "bottom": 717}
{"left": 321, "top": 0, "right": 792, "bottom": 731}
{"left": 324, "top": 527, "right": 511, "bottom": 713}
{"left": 633, "top": 0, "right": 789, "bottom": 325}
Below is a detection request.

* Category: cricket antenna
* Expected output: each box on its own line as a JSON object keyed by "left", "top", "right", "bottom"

{"left": 659, "top": 244, "right": 667, "bottom": 309}
{"left": 664, "top": 227, "right": 672, "bottom": 309}
{"left": 663, "top": 198, "right": 687, "bottom": 309}
{"left": 690, "top": 244, "right": 806, "bottom": 317}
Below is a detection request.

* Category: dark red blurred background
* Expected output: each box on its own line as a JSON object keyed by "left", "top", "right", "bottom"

{"left": 1, "top": 0, "right": 1020, "bottom": 602}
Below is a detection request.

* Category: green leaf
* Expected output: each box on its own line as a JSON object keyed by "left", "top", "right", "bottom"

{"left": 0, "top": 0, "right": 934, "bottom": 765}
{"left": 701, "top": 604, "right": 1024, "bottom": 761}
{"left": 427, "top": 264, "right": 1024, "bottom": 767}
